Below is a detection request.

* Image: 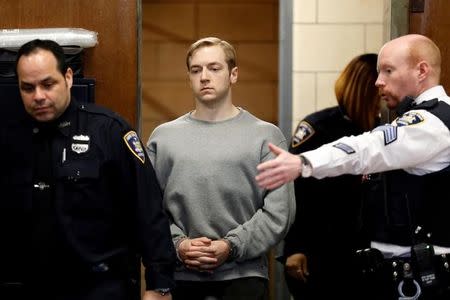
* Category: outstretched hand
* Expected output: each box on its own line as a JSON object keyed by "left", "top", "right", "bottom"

{"left": 255, "top": 143, "right": 302, "bottom": 190}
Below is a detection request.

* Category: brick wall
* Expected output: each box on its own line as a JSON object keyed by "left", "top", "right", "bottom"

{"left": 292, "top": 0, "right": 384, "bottom": 131}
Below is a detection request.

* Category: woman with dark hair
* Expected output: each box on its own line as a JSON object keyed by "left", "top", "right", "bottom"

{"left": 283, "top": 53, "right": 380, "bottom": 300}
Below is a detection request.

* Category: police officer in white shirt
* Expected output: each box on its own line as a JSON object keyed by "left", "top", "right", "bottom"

{"left": 256, "top": 34, "right": 450, "bottom": 299}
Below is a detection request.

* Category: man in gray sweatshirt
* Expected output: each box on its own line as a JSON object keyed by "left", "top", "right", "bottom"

{"left": 146, "top": 37, "right": 295, "bottom": 300}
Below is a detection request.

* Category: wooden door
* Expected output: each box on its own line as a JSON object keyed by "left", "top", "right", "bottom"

{"left": 0, "top": 0, "right": 139, "bottom": 127}
{"left": 409, "top": 0, "right": 450, "bottom": 91}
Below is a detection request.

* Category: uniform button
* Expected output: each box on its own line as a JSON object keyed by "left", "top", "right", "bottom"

{"left": 92, "top": 262, "right": 109, "bottom": 272}
{"left": 33, "top": 182, "right": 50, "bottom": 190}
{"left": 33, "top": 127, "right": 39, "bottom": 134}
{"left": 403, "top": 263, "right": 411, "bottom": 272}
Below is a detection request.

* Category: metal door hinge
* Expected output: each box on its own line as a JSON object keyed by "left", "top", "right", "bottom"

{"left": 410, "top": 0, "right": 425, "bottom": 13}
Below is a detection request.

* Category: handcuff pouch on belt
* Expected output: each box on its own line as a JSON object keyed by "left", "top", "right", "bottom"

{"left": 411, "top": 242, "right": 438, "bottom": 288}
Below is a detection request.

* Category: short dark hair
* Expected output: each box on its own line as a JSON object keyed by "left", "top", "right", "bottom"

{"left": 186, "top": 37, "right": 237, "bottom": 73}
{"left": 15, "top": 39, "right": 67, "bottom": 76}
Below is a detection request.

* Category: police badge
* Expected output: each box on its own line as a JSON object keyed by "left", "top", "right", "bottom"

{"left": 71, "top": 135, "right": 90, "bottom": 154}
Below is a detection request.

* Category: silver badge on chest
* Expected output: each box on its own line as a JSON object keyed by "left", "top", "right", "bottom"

{"left": 71, "top": 135, "right": 90, "bottom": 154}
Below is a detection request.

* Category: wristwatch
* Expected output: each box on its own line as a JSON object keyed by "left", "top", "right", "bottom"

{"left": 155, "top": 288, "right": 171, "bottom": 296}
{"left": 299, "top": 155, "right": 312, "bottom": 177}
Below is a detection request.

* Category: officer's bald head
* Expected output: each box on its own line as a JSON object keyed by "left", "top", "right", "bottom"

{"left": 382, "top": 34, "right": 441, "bottom": 84}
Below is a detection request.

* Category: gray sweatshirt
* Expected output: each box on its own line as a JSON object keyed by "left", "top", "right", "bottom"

{"left": 147, "top": 109, "right": 295, "bottom": 281}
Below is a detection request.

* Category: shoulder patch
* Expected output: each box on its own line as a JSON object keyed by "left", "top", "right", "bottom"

{"left": 292, "top": 121, "right": 315, "bottom": 148}
{"left": 372, "top": 124, "right": 398, "bottom": 145}
{"left": 332, "top": 142, "right": 355, "bottom": 154}
{"left": 395, "top": 112, "right": 424, "bottom": 127}
{"left": 123, "top": 131, "right": 145, "bottom": 164}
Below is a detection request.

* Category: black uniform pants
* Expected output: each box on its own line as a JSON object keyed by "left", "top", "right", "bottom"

{"left": 1, "top": 270, "right": 136, "bottom": 300}
{"left": 172, "top": 277, "right": 268, "bottom": 300}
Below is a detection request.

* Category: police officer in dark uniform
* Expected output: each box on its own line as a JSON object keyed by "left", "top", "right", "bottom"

{"left": 0, "top": 39, "right": 175, "bottom": 300}
{"left": 282, "top": 53, "right": 380, "bottom": 300}
{"left": 257, "top": 34, "right": 450, "bottom": 300}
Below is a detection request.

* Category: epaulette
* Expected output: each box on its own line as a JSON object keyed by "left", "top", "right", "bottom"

{"left": 308, "top": 106, "right": 343, "bottom": 123}
{"left": 77, "top": 103, "right": 130, "bottom": 128}
{"left": 414, "top": 98, "right": 439, "bottom": 110}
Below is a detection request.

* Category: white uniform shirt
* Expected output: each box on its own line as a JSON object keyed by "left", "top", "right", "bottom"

{"left": 302, "top": 85, "right": 450, "bottom": 256}
{"left": 303, "top": 85, "right": 450, "bottom": 179}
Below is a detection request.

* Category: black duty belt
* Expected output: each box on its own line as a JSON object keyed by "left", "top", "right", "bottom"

{"left": 385, "top": 254, "right": 450, "bottom": 280}
{"left": 356, "top": 248, "right": 450, "bottom": 283}
{"left": 356, "top": 248, "right": 450, "bottom": 299}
